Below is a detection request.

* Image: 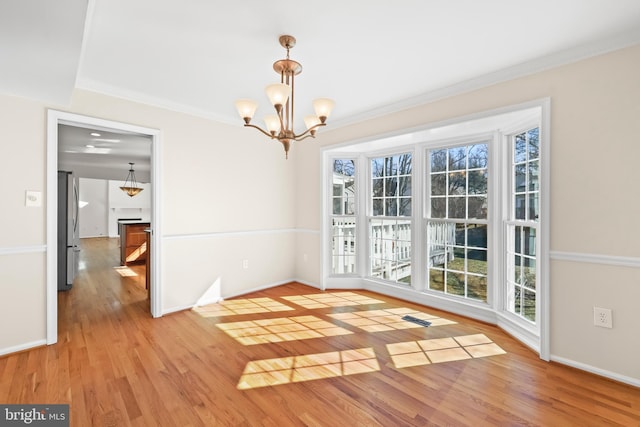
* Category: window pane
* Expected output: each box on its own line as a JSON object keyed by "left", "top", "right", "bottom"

{"left": 429, "top": 269, "right": 445, "bottom": 291}
{"left": 468, "top": 224, "right": 487, "bottom": 249}
{"left": 449, "top": 147, "right": 467, "bottom": 170}
{"left": 529, "top": 193, "right": 539, "bottom": 220}
{"left": 449, "top": 172, "right": 466, "bottom": 195}
{"left": 468, "top": 144, "right": 488, "bottom": 168}
{"left": 372, "top": 158, "right": 384, "bottom": 177}
{"left": 385, "top": 177, "right": 397, "bottom": 196}
{"left": 333, "top": 198, "right": 341, "bottom": 214}
{"left": 523, "top": 289, "right": 536, "bottom": 321}
{"left": 399, "top": 153, "right": 412, "bottom": 174}
{"left": 515, "top": 164, "right": 526, "bottom": 192}
{"left": 514, "top": 286, "right": 522, "bottom": 315}
{"left": 468, "top": 196, "right": 487, "bottom": 219}
{"left": 529, "top": 160, "right": 539, "bottom": 191}
{"left": 372, "top": 178, "right": 383, "bottom": 197}
{"left": 331, "top": 217, "right": 356, "bottom": 274}
{"left": 385, "top": 199, "right": 397, "bottom": 216}
{"left": 468, "top": 170, "right": 487, "bottom": 195}
{"left": 399, "top": 176, "right": 411, "bottom": 196}
{"left": 431, "top": 173, "right": 446, "bottom": 196}
{"left": 372, "top": 199, "right": 383, "bottom": 216}
{"left": 522, "top": 227, "right": 536, "bottom": 256}
{"left": 431, "top": 150, "right": 447, "bottom": 172}
{"left": 515, "top": 194, "right": 526, "bottom": 220}
{"left": 431, "top": 198, "right": 446, "bottom": 218}
{"left": 369, "top": 219, "right": 412, "bottom": 285}
{"left": 515, "top": 134, "right": 526, "bottom": 163}
{"left": 448, "top": 197, "right": 465, "bottom": 219}
{"left": 528, "top": 128, "right": 539, "bottom": 160}
{"left": 523, "top": 258, "right": 536, "bottom": 290}
{"left": 455, "top": 223, "right": 466, "bottom": 246}
{"left": 399, "top": 198, "right": 411, "bottom": 216}
{"left": 467, "top": 250, "right": 487, "bottom": 275}
{"left": 447, "top": 272, "right": 465, "bottom": 296}
{"left": 468, "top": 275, "right": 487, "bottom": 301}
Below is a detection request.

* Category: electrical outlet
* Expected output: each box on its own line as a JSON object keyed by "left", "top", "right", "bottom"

{"left": 242, "top": 259, "right": 249, "bottom": 269}
{"left": 593, "top": 307, "right": 612, "bottom": 328}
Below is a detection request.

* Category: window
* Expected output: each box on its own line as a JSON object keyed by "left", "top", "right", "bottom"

{"left": 323, "top": 104, "right": 547, "bottom": 355}
{"left": 426, "top": 144, "right": 489, "bottom": 301}
{"left": 369, "top": 153, "right": 412, "bottom": 284}
{"left": 506, "top": 128, "right": 539, "bottom": 322}
{"left": 331, "top": 159, "right": 357, "bottom": 274}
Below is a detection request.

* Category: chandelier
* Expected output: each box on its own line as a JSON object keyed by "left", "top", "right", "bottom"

{"left": 119, "top": 162, "right": 143, "bottom": 197}
{"left": 235, "top": 35, "right": 335, "bottom": 159}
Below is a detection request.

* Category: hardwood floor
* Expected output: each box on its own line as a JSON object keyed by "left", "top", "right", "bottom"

{"left": 1, "top": 237, "right": 639, "bottom": 426}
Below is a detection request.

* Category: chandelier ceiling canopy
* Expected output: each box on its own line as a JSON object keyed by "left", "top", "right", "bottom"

{"left": 235, "top": 35, "right": 335, "bottom": 159}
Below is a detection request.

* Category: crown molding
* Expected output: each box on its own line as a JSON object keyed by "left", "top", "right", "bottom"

{"left": 76, "top": 29, "right": 640, "bottom": 130}
{"left": 330, "top": 29, "right": 640, "bottom": 129}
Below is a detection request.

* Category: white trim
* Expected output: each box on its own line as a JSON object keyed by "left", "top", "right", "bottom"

{"left": 46, "top": 110, "right": 163, "bottom": 344}
{"left": 330, "top": 34, "right": 640, "bottom": 129}
{"left": 0, "top": 339, "right": 47, "bottom": 357}
{"left": 496, "top": 312, "right": 540, "bottom": 353}
{"left": 0, "top": 245, "right": 46, "bottom": 256}
{"left": 76, "top": 81, "right": 236, "bottom": 126}
{"left": 363, "top": 279, "right": 498, "bottom": 325}
{"left": 550, "top": 355, "right": 640, "bottom": 388}
{"left": 163, "top": 228, "right": 311, "bottom": 241}
{"left": 550, "top": 251, "right": 640, "bottom": 268}
{"left": 76, "top": 33, "right": 640, "bottom": 131}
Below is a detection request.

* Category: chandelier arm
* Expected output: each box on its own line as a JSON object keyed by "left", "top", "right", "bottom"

{"left": 293, "top": 134, "right": 316, "bottom": 142}
{"left": 244, "top": 123, "right": 276, "bottom": 139}
{"left": 293, "top": 122, "right": 326, "bottom": 139}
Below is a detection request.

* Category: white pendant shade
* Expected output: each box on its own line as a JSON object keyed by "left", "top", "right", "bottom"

{"left": 264, "top": 115, "right": 280, "bottom": 133}
{"left": 235, "top": 99, "right": 258, "bottom": 120}
{"left": 304, "top": 115, "right": 321, "bottom": 130}
{"left": 313, "top": 98, "right": 335, "bottom": 120}
{"left": 265, "top": 83, "right": 291, "bottom": 107}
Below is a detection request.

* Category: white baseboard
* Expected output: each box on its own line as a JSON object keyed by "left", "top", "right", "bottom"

{"left": 0, "top": 339, "right": 47, "bottom": 357}
{"left": 550, "top": 355, "right": 640, "bottom": 388}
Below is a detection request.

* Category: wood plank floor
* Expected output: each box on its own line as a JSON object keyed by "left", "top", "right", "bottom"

{"left": 1, "top": 237, "right": 639, "bottom": 426}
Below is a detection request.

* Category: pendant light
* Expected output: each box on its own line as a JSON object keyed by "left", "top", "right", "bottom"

{"left": 120, "top": 162, "right": 143, "bottom": 197}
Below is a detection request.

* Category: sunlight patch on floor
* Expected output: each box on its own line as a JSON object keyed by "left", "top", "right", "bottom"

{"left": 113, "top": 266, "right": 138, "bottom": 277}
{"left": 237, "top": 348, "right": 379, "bottom": 390}
{"left": 282, "top": 292, "right": 385, "bottom": 309}
{"left": 193, "top": 297, "right": 295, "bottom": 317}
{"left": 216, "top": 315, "right": 353, "bottom": 345}
{"left": 387, "top": 334, "right": 506, "bottom": 368}
{"left": 328, "top": 308, "right": 456, "bottom": 332}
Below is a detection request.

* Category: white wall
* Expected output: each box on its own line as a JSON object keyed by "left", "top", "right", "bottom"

{"left": 1, "top": 42, "right": 638, "bottom": 385}
{"left": 295, "top": 44, "right": 640, "bottom": 384}
{"left": 107, "top": 180, "right": 151, "bottom": 237}
{"left": 78, "top": 178, "right": 108, "bottom": 238}
{"left": 0, "top": 88, "right": 296, "bottom": 354}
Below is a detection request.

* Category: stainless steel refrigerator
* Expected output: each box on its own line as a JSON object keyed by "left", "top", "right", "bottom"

{"left": 58, "top": 171, "right": 80, "bottom": 291}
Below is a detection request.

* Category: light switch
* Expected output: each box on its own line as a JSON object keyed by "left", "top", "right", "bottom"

{"left": 25, "top": 190, "right": 42, "bottom": 207}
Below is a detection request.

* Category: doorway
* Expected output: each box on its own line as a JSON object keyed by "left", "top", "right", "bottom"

{"left": 46, "top": 110, "right": 163, "bottom": 345}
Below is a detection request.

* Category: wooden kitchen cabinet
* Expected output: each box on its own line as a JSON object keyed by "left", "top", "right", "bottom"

{"left": 119, "top": 221, "right": 150, "bottom": 265}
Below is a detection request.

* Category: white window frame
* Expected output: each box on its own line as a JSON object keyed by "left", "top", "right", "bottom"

{"left": 321, "top": 99, "right": 550, "bottom": 360}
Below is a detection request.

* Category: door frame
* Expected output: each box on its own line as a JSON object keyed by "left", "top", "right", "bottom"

{"left": 46, "top": 110, "right": 163, "bottom": 344}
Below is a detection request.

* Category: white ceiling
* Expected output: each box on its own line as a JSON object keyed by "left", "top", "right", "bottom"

{"left": 2, "top": 0, "right": 640, "bottom": 176}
